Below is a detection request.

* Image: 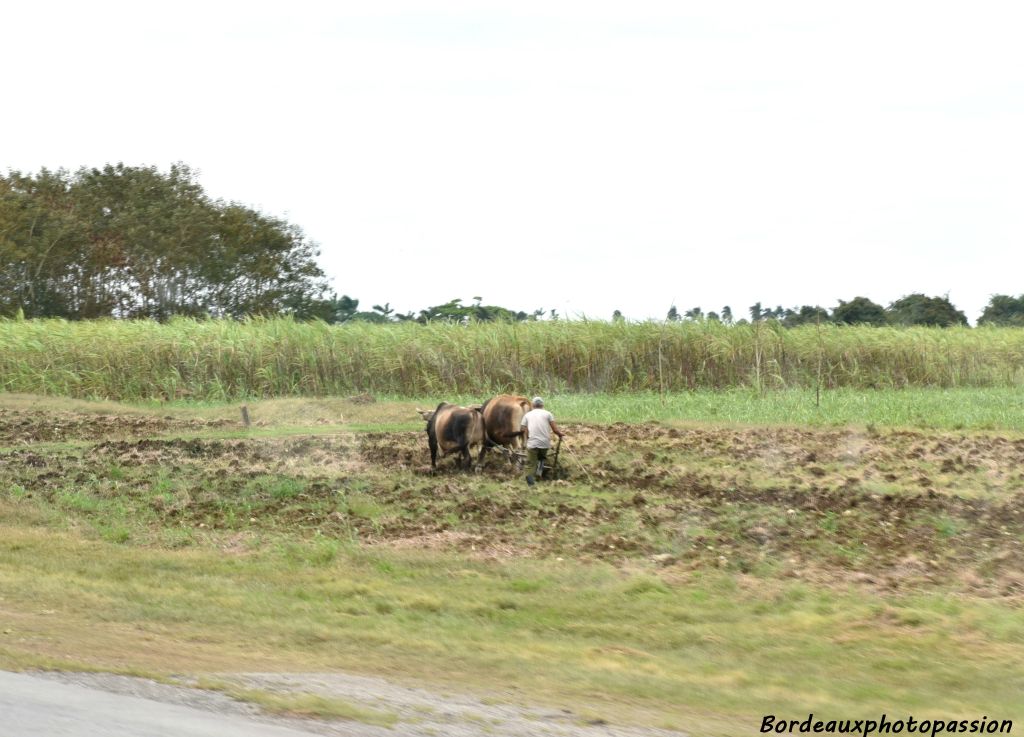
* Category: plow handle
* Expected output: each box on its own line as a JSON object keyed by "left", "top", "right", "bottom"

{"left": 550, "top": 436, "right": 562, "bottom": 475}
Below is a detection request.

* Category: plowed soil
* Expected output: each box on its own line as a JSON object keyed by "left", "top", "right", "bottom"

{"left": 0, "top": 408, "right": 233, "bottom": 444}
{"left": 3, "top": 411, "right": 1024, "bottom": 596}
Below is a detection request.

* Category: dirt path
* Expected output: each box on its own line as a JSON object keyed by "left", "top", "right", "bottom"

{"left": 33, "top": 671, "right": 688, "bottom": 737}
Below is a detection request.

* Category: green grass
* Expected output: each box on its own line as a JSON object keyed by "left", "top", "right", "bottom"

{"left": 531, "top": 387, "right": 1024, "bottom": 430}
{"left": 379, "top": 387, "right": 1024, "bottom": 432}
{"left": 98, "top": 387, "right": 1024, "bottom": 434}
{"left": 0, "top": 525, "right": 1022, "bottom": 735}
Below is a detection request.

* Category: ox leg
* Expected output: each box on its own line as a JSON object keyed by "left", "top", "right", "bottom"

{"left": 429, "top": 436, "right": 439, "bottom": 470}
{"left": 512, "top": 433, "right": 525, "bottom": 468}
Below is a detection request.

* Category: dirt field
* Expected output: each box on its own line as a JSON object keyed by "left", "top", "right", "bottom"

{"left": 3, "top": 406, "right": 1023, "bottom": 596}
{"left": 4, "top": 400, "right": 1024, "bottom": 736}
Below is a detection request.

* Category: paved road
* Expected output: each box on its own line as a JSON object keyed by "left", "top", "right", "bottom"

{"left": 0, "top": 671, "right": 329, "bottom": 737}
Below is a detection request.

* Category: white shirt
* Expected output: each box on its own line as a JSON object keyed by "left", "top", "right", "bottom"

{"left": 521, "top": 408, "right": 555, "bottom": 449}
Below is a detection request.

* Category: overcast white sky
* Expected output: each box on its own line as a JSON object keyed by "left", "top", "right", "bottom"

{"left": 4, "top": 1, "right": 1023, "bottom": 322}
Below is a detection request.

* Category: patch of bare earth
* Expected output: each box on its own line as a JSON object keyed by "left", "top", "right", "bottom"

{"left": 382, "top": 530, "right": 525, "bottom": 559}
{"left": 0, "top": 408, "right": 233, "bottom": 444}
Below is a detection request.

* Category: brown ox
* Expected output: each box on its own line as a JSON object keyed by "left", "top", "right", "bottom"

{"left": 479, "top": 394, "right": 532, "bottom": 465}
{"left": 416, "top": 402, "right": 485, "bottom": 470}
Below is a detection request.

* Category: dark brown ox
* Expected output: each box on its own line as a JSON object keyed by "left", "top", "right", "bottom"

{"left": 416, "top": 402, "right": 485, "bottom": 470}
{"left": 480, "top": 394, "right": 531, "bottom": 465}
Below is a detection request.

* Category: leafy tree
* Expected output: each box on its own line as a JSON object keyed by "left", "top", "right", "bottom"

{"left": 612, "top": 309, "right": 624, "bottom": 322}
{"left": 352, "top": 310, "right": 388, "bottom": 323}
{"left": 978, "top": 295, "right": 1024, "bottom": 326}
{"left": 781, "top": 305, "right": 830, "bottom": 328}
{"left": 417, "top": 299, "right": 468, "bottom": 323}
{"left": 287, "top": 293, "right": 359, "bottom": 322}
{"left": 721, "top": 306, "right": 733, "bottom": 325}
{"left": 203, "top": 201, "right": 326, "bottom": 319}
{"left": 833, "top": 296, "right": 886, "bottom": 325}
{"left": 472, "top": 303, "right": 531, "bottom": 322}
{"left": 666, "top": 305, "right": 680, "bottom": 322}
{"left": 756, "top": 303, "right": 789, "bottom": 322}
{"left": 416, "top": 298, "right": 533, "bottom": 324}
{"left": 684, "top": 307, "right": 704, "bottom": 321}
{"left": 749, "top": 302, "right": 764, "bottom": 322}
{"left": 0, "top": 164, "right": 327, "bottom": 320}
{"left": 886, "top": 293, "right": 967, "bottom": 327}
{"left": 706, "top": 311, "right": 720, "bottom": 322}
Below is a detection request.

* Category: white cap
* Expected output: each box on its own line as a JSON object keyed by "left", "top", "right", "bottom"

{"left": 532, "top": 396, "right": 544, "bottom": 407}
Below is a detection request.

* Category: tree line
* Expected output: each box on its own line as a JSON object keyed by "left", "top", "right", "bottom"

{"left": 299, "top": 295, "right": 549, "bottom": 324}
{"left": 331, "top": 294, "right": 1024, "bottom": 327}
{"left": 3, "top": 164, "right": 1023, "bottom": 327}
{"left": 661, "top": 295, "right": 1024, "bottom": 327}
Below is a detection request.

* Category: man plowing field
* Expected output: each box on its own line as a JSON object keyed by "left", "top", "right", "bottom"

{"left": 520, "top": 397, "right": 565, "bottom": 486}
